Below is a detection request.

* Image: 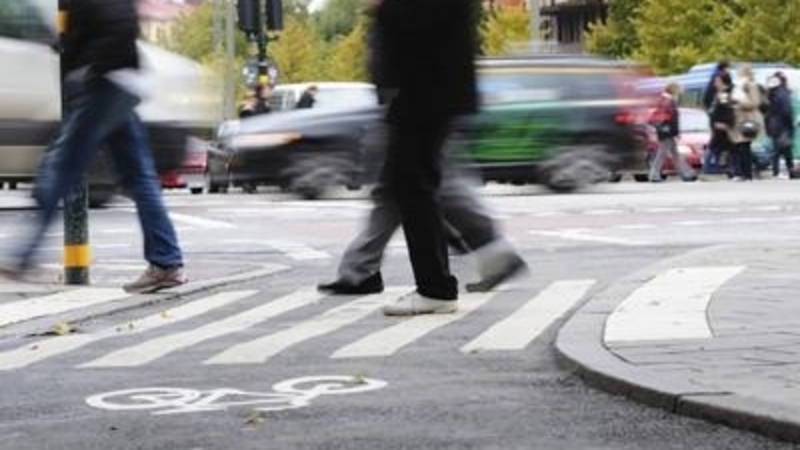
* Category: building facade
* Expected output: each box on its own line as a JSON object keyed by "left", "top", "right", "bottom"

{"left": 540, "top": 0, "right": 607, "bottom": 49}
{"left": 137, "top": 0, "right": 202, "bottom": 43}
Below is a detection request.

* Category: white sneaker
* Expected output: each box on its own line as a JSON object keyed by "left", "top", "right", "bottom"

{"left": 382, "top": 293, "right": 458, "bottom": 316}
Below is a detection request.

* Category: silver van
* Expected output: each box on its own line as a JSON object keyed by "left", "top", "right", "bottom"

{"left": 0, "top": 0, "right": 219, "bottom": 206}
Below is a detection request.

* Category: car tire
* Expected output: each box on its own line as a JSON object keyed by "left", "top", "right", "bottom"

{"left": 283, "top": 153, "right": 355, "bottom": 200}
{"left": 88, "top": 184, "right": 116, "bottom": 209}
{"left": 541, "top": 145, "right": 614, "bottom": 193}
{"left": 190, "top": 186, "right": 203, "bottom": 195}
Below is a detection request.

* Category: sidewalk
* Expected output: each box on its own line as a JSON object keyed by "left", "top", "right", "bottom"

{"left": 556, "top": 243, "right": 800, "bottom": 443}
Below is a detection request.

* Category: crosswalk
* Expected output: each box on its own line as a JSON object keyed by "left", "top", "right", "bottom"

{"left": 0, "top": 264, "right": 749, "bottom": 371}
{"left": 0, "top": 279, "right": 595, "bottom": 371}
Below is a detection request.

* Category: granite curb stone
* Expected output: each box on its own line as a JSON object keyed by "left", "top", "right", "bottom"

{"left": 555, "top": 243, "right": 800, "bottom": 443}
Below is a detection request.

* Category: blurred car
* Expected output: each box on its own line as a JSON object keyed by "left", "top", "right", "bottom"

{"left": 208, "top": 55, "right": 651, "bottom": 198}
{"left": 0, "top": 0, "right": 218, "bottom": 206}
{"left": 268, "top": 82, "right": 378, "bottom": 112}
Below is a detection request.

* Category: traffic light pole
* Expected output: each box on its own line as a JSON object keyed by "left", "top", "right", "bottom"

{"left": 58, "top": 0, "right": 90, "bottom": 285}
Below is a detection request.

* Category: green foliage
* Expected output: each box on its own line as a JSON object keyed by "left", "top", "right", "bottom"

{"left": 480, "top": 6, "right": 531, "bottom": 56}
{"left": 584, "top": 0, "right": 641, "bottom": 59}
{"left": 633, "top": 0, "right": 736, "bottom": 74}
{"left": 269, "top": 15, "right": 325, "bottom": 83}
{"left": 720, "top": 0, "right": 800, "bottom": 65}
{"left": 311, "top": 0, "right": 364, "bottom": 40}
{"left": 325, "top": 19, "right": 369, "bottom": 81}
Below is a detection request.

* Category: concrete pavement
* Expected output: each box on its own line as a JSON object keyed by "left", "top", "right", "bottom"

{"left": 557, "top": 243, "right": 800, "bottom": 443}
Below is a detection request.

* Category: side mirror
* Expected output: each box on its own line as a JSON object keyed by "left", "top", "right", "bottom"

{"left": 237, "top": 0, "right": 260, "bottom": 34}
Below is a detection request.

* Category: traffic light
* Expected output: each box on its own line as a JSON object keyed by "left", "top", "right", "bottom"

{"left": 237, "top": 0, "right": 259, "bottom": 35}
{"left": 539, "top": 17, "right": 554, "bottom": 41}
{"left": 265, "top": 0, "right": 283, "bottom": 31}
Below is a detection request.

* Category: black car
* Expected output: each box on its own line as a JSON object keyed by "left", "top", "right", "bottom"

{"left": 208, "top": 55, "right": 651, "bottom": 198}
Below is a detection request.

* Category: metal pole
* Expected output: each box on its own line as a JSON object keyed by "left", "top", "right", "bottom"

{"left": 58, "top": 0, "right": 90, "bottom": 285}
{"left": 529, "top": 0, "right": 541, "bottom": 52}
{"left": 225, "top": 0, "right": 237, "bottom": 119}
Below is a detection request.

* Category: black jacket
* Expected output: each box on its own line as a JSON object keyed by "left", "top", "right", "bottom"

{"left": 651, "top": 93, "right": 680, "bottom": 139}
{"left": 766, "top": 86, "right": 795, "bottom": 139}
{"left": 62, "top": 0, "right": 140, "bottom": 77}
{"left": 373, "top": 0, "right": 478, "bottom": 123}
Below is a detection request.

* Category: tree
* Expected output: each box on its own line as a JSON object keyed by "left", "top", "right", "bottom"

{"left": 632, "top": 0, "right": 737, "bottom": 74}
{"left": 311, "top": 0, "right": 363, "bottom": 40}
{"left": 720, "top": 0, "right": 800, "bottom": 65}
{"left": 480, "top": 6, "right": 531, "bottom": 56}
{"left": 584, "top": 0, "right": 641, "bottom": 59}
{"left": 324, "top": 19, "right": 369, "bottom": 81}
{"left": 269, "top": 15, "right": 325, "bottom": 82}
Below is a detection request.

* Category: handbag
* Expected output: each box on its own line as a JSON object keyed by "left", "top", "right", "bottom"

{"left": 738, "top": 120, "right": 760, "bottom": 140}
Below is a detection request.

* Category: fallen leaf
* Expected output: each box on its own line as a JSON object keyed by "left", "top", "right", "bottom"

{"left": 243, "top": 410, "right": 265, "bottom": 426}
{"left": 53, "top": 321, "right": 75, "bottom": 336}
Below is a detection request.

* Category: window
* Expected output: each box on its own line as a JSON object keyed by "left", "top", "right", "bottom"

{"left": 0, "top": 0, "right": 52, "bottom": 43}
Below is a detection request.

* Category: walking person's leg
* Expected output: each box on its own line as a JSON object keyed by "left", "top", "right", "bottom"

{"left": 382, "top": 121, "right": 458, "bottom": 315}
{"left": 104, "top": 113, "right": 186, "bottom": 293}
{"left": 739, "top": 142, "right": 754, "bottom": 180}
{"left": 666, "top": 137, "right": 696, "bottom": 181}
{"left": 6, "top": 79, "right": 135, "bottom": 273}
{"left": 648, "top": 140, "right": 668, "bottom": 182}
{"left": 437, "top": 169, "right": 527, "bottom": 291}
{"left": 317, "top": 186, "right": 398, "bottom": 294}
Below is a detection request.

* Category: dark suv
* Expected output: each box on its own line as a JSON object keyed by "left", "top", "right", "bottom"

{"left": 210, "top": 55, "right": 650, "bottom": 197}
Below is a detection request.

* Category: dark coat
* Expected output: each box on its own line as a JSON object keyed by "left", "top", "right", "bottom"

{"left": 652, "top": 93, "right": 680, "bottom": 139}
{"left": 766, "top": 86, "right": 795, "bottom": 140}
{"left": 372, "top": 0, "right": 479, "bottom": 123}
{"left": 63, "top": 0, "right": 140, "bottom": 77}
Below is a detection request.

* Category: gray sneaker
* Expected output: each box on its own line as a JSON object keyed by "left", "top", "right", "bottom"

{"left": 123, "top": 265, "right": 187, "bottom": 294}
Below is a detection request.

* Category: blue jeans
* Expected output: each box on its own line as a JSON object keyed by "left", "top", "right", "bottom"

{"left": 20, "top": 76, "right": 183, "bottom": 269}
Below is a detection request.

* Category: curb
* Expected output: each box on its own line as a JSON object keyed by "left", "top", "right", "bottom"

{"left": 555, "top": 243, "right": 800, "bottom": 443}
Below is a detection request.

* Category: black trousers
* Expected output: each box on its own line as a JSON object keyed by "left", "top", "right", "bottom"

{"left": 735, "top": 141, "right": 754, "bottom": 180}
{"left": 380, "top": 119, "right": 458, "bottom": 300}
{"left": 772, "top": 143, "right": 794, "bottom": 176}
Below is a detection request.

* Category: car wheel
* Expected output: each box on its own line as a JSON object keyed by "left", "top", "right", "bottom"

{"left": 633, "top": 173, "right": 649, "bottom": 182}
{"left": 541, "top": 145, "right": 615, "bottom": 193}
{"left": 190, "top": 186, "right": 203, "bottom": 195}
{"left": 8, "top": 182, "right": 17, "bottom": 190}
{"left": 283, "top": 153, "right": 354, "bottom": 200}
{"left": 88, "top": 184, "right": 116, "bottom": 209}
{"left": 608, "top": 173, "right": 623, "bottom": 183}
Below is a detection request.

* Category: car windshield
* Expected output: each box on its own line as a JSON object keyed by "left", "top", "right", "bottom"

{"left": 680, "top": 109, "right": 710, "bottom": 133}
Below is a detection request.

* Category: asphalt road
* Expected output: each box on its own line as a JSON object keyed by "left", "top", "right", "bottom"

{"left": 1, "top": 180, "right": 799, "bottom": 449}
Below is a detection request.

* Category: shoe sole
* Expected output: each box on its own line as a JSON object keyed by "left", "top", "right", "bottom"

{"left": 124, "top": 279, "right": 187, "bottom": 294}
{"left": 466, "top": 258, "right": 528, "bottom": 293}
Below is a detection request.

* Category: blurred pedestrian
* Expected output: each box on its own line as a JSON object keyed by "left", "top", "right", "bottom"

{"left": 728, "top": 64, "right": 765, "bottom": 181}
{"left": 765, "top": 72, "right": 795, "bottom": 178}
{"left": 648, "top": 82, "right": 696, "bottom": 182}
{"left": 359, "top": 0, "right": 480, "bottom": 315}
{"left": 705, "top": 62, "right": 736, "bottom": 177}
{"left": 0, "top": 0, "right": 187, "bottom": 293}
{"left": 295, "top": 85, "right": 318, "bottom": 109}
{"left": 318, "top": 139, "right": 527, "bottom": 296}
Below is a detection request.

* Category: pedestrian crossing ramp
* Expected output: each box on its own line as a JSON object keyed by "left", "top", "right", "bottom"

{"left": 0, "top": 280, "right": 597, "bottom": 371}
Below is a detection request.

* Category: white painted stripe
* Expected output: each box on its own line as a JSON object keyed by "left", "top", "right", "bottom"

{"left": 168, "top": 212, "right": 236, "bottom": 230}
{"left": 0, "top": 288, "right": 130, "bottom": 328}
{"left": 100, "top": 228, "right": 136, "bottom": 235}
{"left": 205, "top": 287, "right": 412, "bottom": 365}
{"left": 642, "top": 207, "right": 684, "bottom": 214}
{"left": 221, "top": 239, "right": 330, "bottom": 260}
{"left": 0, "top": 290, "right": 257, "bottom": 370}
{"left": 80, "top": 288, "right": 323, "bottom": 368}
{"left": 604, "top": 266, "right": 745, "bottom": 343}
{"left": 728, "top": 217, "right": 769, "bottom": 224}
{"left": 583, "top": 209, "right": 623, "bottom": 216}
{"left": 529, "top": 230, "right": 648, "bottom": 246}
{"left": 461, "top": 280, "right": 595, "bottom": 353}
{"left": 616, "top": 224, "right": 657, "bottom": 230}
{"left": 673, "top": 220, "right": 713, "bottom": 226}
{"left": 331, "top": 292, "right": 496, "bottom": 359}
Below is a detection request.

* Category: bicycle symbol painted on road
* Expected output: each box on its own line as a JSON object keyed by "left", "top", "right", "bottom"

{"left": 85, "top": 375, "right": 388, "bottom": 415}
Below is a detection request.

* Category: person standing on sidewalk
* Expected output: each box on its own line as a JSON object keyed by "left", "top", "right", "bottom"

{"left": 765, "top": 72, "right": 795, "bottom": 178}
{"left": 728, "top": 64, "right": 765, "bottom": 182}
{"left": 363, "top": 0, "right": 479, "bottom": 316}
{"left": 648, "top": 82, "right": 697, "bottom": 182}
{"left": 0, "top": 0, "right": 187, "bottom": 294}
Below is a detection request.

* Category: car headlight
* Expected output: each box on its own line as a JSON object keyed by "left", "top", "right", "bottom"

{"left": 230, "top": 132, "right": 303, "bottom": 149}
